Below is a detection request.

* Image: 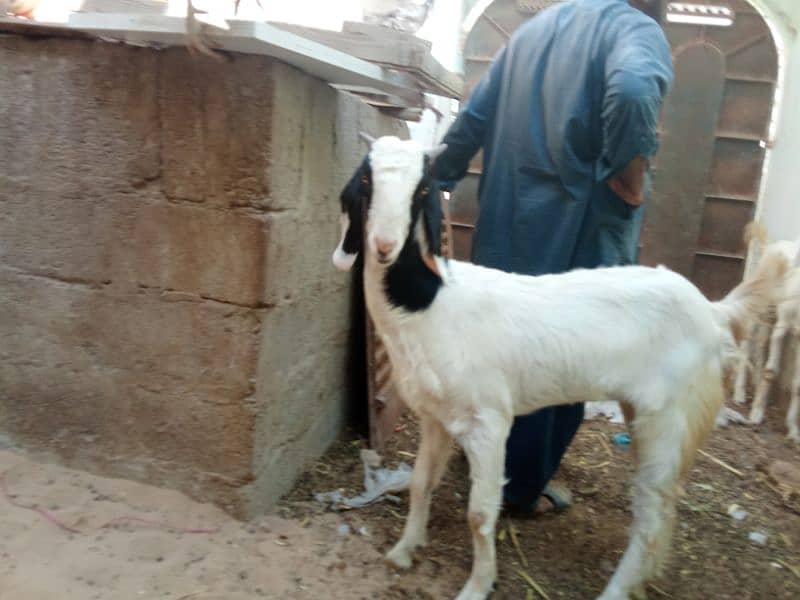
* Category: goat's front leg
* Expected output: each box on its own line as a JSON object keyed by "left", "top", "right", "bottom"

{"left": 751, "top": 307, "right": 791, "bottom": 424}
{"left": 787, "top": 323, "right": 800, "bottom": 443}
{"left": 733, "top": 328, "right": 755, "bottom": 405}
{"left": 386, "top": 416, "right": 452, "bottom": 569}
{"left": 454, "top": 415, "right": 510, "bottom": 600}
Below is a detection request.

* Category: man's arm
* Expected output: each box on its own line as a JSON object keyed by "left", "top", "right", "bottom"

{"left": 609, "top": 155, "right": 648, "bottom": 206}
{"left": 433, "top": 47, "right": 508, "bottom": 190}
{"left": 599, "top": 18, "right": 674, "bottom": 206}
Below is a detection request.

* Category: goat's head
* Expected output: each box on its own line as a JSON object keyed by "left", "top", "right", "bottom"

{"left": 332, "top": 134, "right": 447, "bottom": 271}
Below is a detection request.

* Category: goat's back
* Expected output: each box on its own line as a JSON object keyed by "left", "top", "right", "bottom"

{"left": 383, "top": 261, "right": 726, "bottom": 417}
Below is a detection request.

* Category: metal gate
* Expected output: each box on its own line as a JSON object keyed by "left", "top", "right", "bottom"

{"left": 453, "top": 0, "right": 778, "bottom": 299}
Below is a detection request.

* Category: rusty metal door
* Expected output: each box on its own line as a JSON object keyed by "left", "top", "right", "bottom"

{"left": 643, "top": 0, "right": 778, "bottom": 299}
{"left": 455, "top": 0, "right": 778, "bottom": 300}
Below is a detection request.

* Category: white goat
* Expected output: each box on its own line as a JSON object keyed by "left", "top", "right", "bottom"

{"left": 733, "top": 224, "right": 800, "bottom": 441}
{"left": 331, "top": 136, "right": 788, "bottom": 600}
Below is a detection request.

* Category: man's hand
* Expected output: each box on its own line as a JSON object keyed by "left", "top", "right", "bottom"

{"left": 609, "top": 155, "right": 648, "bottom": 207}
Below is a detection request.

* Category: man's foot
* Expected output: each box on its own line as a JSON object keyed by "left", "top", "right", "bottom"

{"left": 502, "top": 483, "right": 572, "bottom": 519}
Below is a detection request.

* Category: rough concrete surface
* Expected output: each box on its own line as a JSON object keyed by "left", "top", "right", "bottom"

{"left": 0, "top": 35, "right": 407, "bottom": 517}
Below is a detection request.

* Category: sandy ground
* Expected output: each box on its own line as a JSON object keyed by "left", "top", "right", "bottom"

{"left": 1, "top": 399, "right": 799, "bottom": 600}
{"left": 0, "top": 450, "right": 446, "bottom": 600}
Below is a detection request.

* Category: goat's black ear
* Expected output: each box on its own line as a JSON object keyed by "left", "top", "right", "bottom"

{"left": 421, "top": 183, "right": 443, "bottom": 257}
{"left": 333, "top": 157, "right": 371, "bottom": 271}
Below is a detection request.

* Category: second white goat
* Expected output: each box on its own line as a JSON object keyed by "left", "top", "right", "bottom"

{"left": 732, "top": 224, "right": 800, "bottom": 441}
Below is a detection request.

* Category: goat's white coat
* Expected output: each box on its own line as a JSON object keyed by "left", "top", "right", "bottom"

{"left": 333, "top": 137, "right": 787, "bottom": 600}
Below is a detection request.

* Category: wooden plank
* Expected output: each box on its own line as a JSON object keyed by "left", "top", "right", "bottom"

{"left": 66, "top": 13, "right": 421, "bottom": 98}
{"left": 271, "top": 21, "right": 462, "bottom": 98}
{"left": 332, "top": 85, "right": 422, "bottom": 108}
{"left": 342, "top": 21, "right": 463, "bottom": 98}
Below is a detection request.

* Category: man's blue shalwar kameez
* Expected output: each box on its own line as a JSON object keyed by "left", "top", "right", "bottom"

{"left": 433, "top": 0, "right": 674, "bottom": 510}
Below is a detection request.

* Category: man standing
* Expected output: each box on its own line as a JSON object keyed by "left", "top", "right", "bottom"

{"left": 434, "top": 0, "right": 673, "bottom": 515}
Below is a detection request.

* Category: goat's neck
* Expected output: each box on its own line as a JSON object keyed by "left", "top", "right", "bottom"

{"left": 362, "top": 231, "right": 443, "bottom": 329}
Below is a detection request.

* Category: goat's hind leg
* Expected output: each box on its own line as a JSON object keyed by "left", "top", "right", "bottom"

{"left": 386, "top": 416, "right": 452, "bottom": 569}
{"left": 598, "top": 407, "right": 691, "bottom": 600}
{"left": 454, "top": 414, "right": 510, "bottom": 600}
{"left": 787, "top": 319, "right": 800, "bottom": 443}
{"left": 751, "top": 306, "right": 791, "bottom": 424}
{"left": 733, "top": 324, "right": 757, "bottom": 405}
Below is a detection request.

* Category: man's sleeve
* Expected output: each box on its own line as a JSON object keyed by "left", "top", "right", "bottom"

{"left": 597, "top": 19, "right": 674, "bottom": 182}
{"left": 434, "top": 47, "right": 508, "bottom": 190}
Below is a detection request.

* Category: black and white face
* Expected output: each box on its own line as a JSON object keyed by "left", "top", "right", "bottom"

{"left": 331, "top": 134, "right": 446, "bottom": 271}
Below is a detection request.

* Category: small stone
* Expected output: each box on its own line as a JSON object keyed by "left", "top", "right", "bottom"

{"left": 727, "top": 503, "right": 748, "bottom": 521}
{"left": 748, "top": 531, "right": 768, "bottom": 545}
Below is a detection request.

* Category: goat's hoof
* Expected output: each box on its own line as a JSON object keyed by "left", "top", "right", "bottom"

{"left": 454, "top": 578, "right": 494, "bottom": 600}
{"left": 787, "top": 430, "right": 800, "bottom": 444}
{"left": 748, "top": 408, "right": 765, "bottom": 425}
{"left": 596, "top": 587, "right": 627, "bottom": 600}
{"left": 385, "top": 545, "right": 414, "bottom": 570}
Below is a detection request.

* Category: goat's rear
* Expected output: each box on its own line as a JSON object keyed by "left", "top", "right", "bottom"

{"left": 713, "top": 247, "right": 792, "bottom": 345}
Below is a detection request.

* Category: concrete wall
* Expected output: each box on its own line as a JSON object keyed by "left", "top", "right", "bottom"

{"left": 0, "top": 35, "right": 405, "bottom": 517}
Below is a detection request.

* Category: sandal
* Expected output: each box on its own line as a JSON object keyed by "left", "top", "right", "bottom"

{"left": 502, "top": 483, "right": 573, "bottom": 519}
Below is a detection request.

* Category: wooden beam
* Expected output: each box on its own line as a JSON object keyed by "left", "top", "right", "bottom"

{"left": 271, "top": 21, "right": 463, "bottom": 98}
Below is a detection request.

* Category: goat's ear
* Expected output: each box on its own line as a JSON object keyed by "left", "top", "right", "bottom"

{"left": 359, "top": 131, "right": 376, "bottom": 146}
{"left": 332, "top": 212, "right": 359, "bottom": 271}
{"left": 332, "top": 158, "right": 369, "bottom": 271}
{"left": 421, "top": 186, "right": 443, "bottom": 257}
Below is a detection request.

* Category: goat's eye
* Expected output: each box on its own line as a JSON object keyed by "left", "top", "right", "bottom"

{"left": 421, "top": 187, "right": 429, "bottom": 196}
{"left": 361, "top": 176, "right": 369, "bottom": 185}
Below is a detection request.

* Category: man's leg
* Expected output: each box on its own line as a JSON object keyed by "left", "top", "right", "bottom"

{"left": 502, "top": 403, "right": 584, "bottom": 511}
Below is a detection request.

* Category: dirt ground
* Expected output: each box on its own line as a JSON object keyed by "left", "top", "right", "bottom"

{"left": 0, "top": 401, "right": 798, "bottom": 600}
{"left": 280, "top": 402, "right": 800, "bottom": 600}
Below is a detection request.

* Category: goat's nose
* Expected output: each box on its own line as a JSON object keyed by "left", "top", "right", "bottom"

{"left": 375, "top": 237, "right": 397, "bottom": 258}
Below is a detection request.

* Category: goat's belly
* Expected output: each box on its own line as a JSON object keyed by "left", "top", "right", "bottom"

{"left": 509, "top": 373, "right": 605, "bottom": 414}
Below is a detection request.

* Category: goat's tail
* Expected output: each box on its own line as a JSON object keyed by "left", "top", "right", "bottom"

{"left": 743, "top": 220, "right": 769, "bottom": 250}
{"left": 712, "top": 249, "right": 791, "bottom": 344}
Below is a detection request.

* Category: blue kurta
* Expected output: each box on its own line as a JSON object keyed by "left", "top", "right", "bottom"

{"left": 434, "top": 0, "right": 673, "bottom": 512}
{"left": 436, "top": 0, "right": 673, "bottom": 274}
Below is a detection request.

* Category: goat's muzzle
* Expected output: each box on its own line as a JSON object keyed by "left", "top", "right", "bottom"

{"left": 375, "top": 237, "right": 397, "bottom": 263}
